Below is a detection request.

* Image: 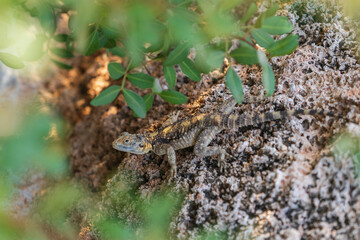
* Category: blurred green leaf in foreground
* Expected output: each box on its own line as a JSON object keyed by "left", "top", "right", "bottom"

{"left": 333, "top": 131, "right": 360, "bottom": 175}
{"left": 0, "top": 104, "right": 67, "bottom": 179}
{"left": 0, "top": 103, "right": 191, "bottom": 239}
{"left": 0, "top": 102, "right": 83, "bottom": 239}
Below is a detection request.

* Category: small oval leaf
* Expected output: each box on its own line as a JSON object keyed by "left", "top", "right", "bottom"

{"left": 104, "top": 38, "right": 116, "bottom": 49}
{"left": 163, "top": 65, "right": 176, "bottom": 90}
{"left": 127, "top": 73, "right": 154, "bottom": 89}
{"left": 123, "top": 89, "right": 146, "bottom": 118}
{"left": 164, "top": 43, "right": 190, "bottom": 66}
{"left": 261, "top": 16, "right": 293, "bottom": 35}
{"left": 108, "top": 62, "right": 125, "bottom": 79}
{"left": 179, "top": 58, "right": 201, "bottom": 82}
{"left": 101, "top": 25, "right": 121, "bottom": 39}
{"left": 54, "top": 34, "right": 68, "bottom": 42}
{"left": 51, "top": 59, "right": 72, "bottom": 69}
{"left": 264, "top": 3, "right": 279, "bottom": 18}
{"left": 251, "top": 29, "right": 275, "bottom": 49}
{"left": 109, "top": 46, "right": 126, "bottom": 57}
{"left": 257, "top": 50, "right": 275, "bottom": 96}
{"left": 194, "top": 48, "right": 225, "bottom": 73}
{"left": 240, "top": 3, "right": 257, "bottom": 23}
{"left": 159, "top": 90, "right": 187, "bottom": 104}
{"left": 90, "top": 85, "right": 121, "bottom": 106}
{"left": 263, "top": 65, "right": 275, "bottom": 96}
{"left": 267, "top": 34, "right": 299, "bottom": 57}
{"left": 85, "top": 30, "right": 99, "bottom": 56}
{"left": 152, "top": 78, "right": 163, "bottom": 94}
{"left": 225, "top": 66, "right": 243, "bottom": 104}
{"left": 230, "top": 43, "right": 258, "bottom": 65}
{"left": 144, "top": 93, "right": 154, "bottom": 111}
{"left": 50, "top": 47, "right": 74, "bottom": 58}
{"left": 0, "top": 53, "right": 25, "bottom": 69}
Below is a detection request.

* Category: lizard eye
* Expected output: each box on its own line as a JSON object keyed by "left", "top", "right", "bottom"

{"left": 125, "top": 139, "right": 130, "bottom": 144}
{"left": 139, "top": 144, "right": 144, "bottom": 148}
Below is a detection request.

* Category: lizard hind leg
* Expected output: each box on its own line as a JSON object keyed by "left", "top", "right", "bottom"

{"left": 193, "top": 127, "right": 232, "bottom": 172}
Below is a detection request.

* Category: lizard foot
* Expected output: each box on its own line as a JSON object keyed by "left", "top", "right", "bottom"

{"left": 218, "top": 149, "right": 230, "bottom": 173}
{"left": 170, "top": 167, "right": 177, "bottom": 179}
{"left": 218, "top": 149, "right": 236, "bottom": 173}
{"left": 167, "top": 168, "right": 177, "bottom": 184}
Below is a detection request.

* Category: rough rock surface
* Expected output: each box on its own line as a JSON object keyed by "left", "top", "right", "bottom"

{"left": 46, "top": 1, "right": 360, "bottom": 239}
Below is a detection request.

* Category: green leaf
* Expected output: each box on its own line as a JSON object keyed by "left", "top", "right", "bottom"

{"left": 264, "top": 3, "right": 279, "bottom": 18}
{"left": 38, "top": 4, "right": 56, "bottom": 34}
{"left": 194, "top": 47, "right": 225, "bottom": 73}
{"left": 123, "top": 89, "right": 146, "bottom": 118}
{"left": 256, "top": 4, "right": 280, "bottom": 29}
{"left": 144, "top": 93, "right": 154, "bottom": 111}
{"left": 230, "top": 43, "right": 258, "bottom": 65}
{"left": 240, "top": 3, "right": 257, "bottom": 23}
{"left": 98, "top": 33, "right": 108, "bottom": 49}
{"left": 179, "top": 58, "right": 201, "bottom": 82}
{"left": 101, "top": 25, "right": 121, "bottom": 39}
{"left": 21, "top": 36, "right": 45, "bottom": 61}
{"left": 84, "top": 30, "right": 99, "bottom": 56}
{"left": 251, "top": 29, "right": 275, "bottom": 49}
{"left": 108, "top": 62, "right": 125, "bottom": 79}
{"left": 267, "top": 34, "right": 299, "bottom": 57}
{"left": 90, "top": 85, "right": 121, "bottom": 106}
{"left": 159, "top": 90, "right": 187, "bottom": 105}
{"left": 169, "top": 0, "right": 192, "bottom": 6}
{"left": 257, "top": 50, "right": 275, "bottom": 96}
{"left": 54, "top": 34, "right": 68, "bottom": 42}
{"left": 263, "top": 65, "right": 275, "bottom": 96}
{"left": 51, "top": 59, "right": 72, "bottom": 69}
{"left": 163, "top": 43, "right": 190, "bottom": 66}
{"left": 218, "top": 0, "right": 243, "bottom": 11}
{"left": 49, "top": 47, "right": 74, "bottom": 58}
{"left": 255, "top": 13, "right": 266, "bottom": 28}
{"left": 104, "top": 38, "right": 117, "bottom": 49}
{"left": 152, "top": 78, "right": 163, "bottom": 94}
{"left": 163, "top": 65, "right": 176, "bottom": 90}
{"left": 110, "top": 46, "right": 126, "bottom": 57}
{"left": 127, "top": 73, "right": 154, "bottom": 89}
{"left": 66, "top": 37, "right": 73, "bottom": 52}
{"left": 225, "top": 66, "right": 243, "bottom": 104}
{"left": 261, "top": 16, "right": 293, "bottom": 35}
{"left": 0, "top": 53, "right": 24, "bottom": 69}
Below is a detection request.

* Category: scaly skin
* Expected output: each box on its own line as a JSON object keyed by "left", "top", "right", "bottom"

{"left": 113, "top": 96, "right": 336, "bottom": 178}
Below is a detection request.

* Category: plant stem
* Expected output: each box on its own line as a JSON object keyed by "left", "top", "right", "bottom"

{"left": 121, "top": 59, "right": 133, "bottom": 90}
{"left": 143, "top": 63, "right": 152, "bottom": 75}
{"left": 235, "top": 36, "right": 257, "bottom": 48}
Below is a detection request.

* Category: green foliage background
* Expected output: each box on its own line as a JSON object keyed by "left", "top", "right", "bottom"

{"left": 0, "top": 0, "right": 299, "bottom": 117}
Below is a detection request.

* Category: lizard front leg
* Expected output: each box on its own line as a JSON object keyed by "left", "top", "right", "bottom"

{"left": 165, "top": 145, "right": 177, "bottom": 178}
{"left": 193, "top": 127, "right": 230, "bottom": 172}
{"left": 153, "top": 143, "right": 177, "bottom": 179}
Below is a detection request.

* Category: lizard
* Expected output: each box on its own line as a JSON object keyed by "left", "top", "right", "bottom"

{"left": 112, "top": 94, "right": 337, "bottom": 178}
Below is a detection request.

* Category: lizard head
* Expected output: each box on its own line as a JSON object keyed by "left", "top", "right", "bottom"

{"left": 112, "top": 132, "right": 152, "bottom": 154}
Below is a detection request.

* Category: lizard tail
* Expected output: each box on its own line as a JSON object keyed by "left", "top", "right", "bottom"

{"left": 222, "top": 109, "right": 340, "bottom": 129}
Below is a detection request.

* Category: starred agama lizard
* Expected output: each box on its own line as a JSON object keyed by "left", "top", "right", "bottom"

{"left": 112, "top": 94, "right": 337, "bottom": 178}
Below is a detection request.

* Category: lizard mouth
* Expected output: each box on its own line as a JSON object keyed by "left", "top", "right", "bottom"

{"left": 112, "top": 142, "right": 134, "bottom": 152}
